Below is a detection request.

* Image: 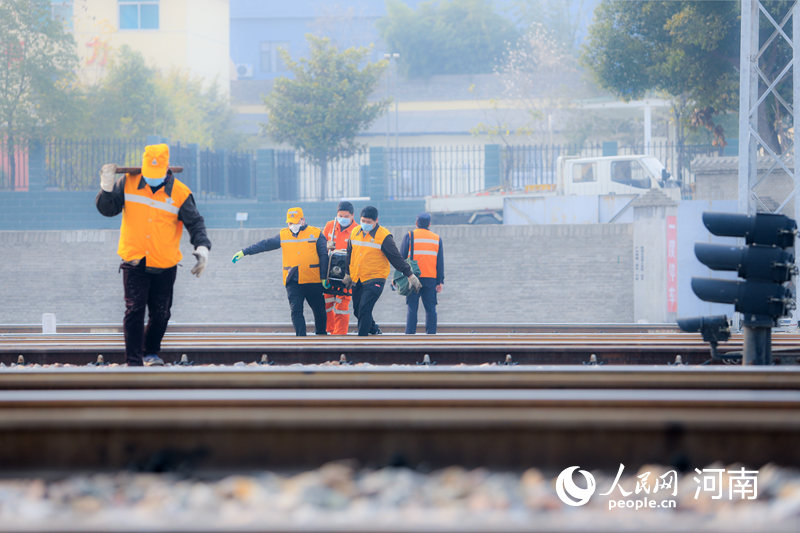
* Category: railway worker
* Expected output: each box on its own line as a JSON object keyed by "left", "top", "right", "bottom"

{"left": 95, "top": 144, "right": 211, "bottom": 367}
{"left": 400, "top": 213, "right": 444, "bottom": 334}
{"left": 322, "top": 201, "right": 357, "bottom": 335}
{"left": 344, "top": 205, "right": 422, "bottom": 336}
{"left": 231, "top": 207, "right": 328, "bottom": 336}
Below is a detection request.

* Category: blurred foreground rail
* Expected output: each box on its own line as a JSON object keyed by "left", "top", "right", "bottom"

{"left": 1, "top": 385, "right": 799, "bottom": 472}
{"left": 1, "top": 365, "right": 799, "bottom": 472}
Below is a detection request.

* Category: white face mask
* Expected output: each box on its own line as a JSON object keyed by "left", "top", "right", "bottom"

{"left": 289, "top": 223, "right": 301, "bottom": 233}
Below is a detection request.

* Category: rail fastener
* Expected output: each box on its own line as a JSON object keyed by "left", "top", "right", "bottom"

{"left": 89, "top": 354, "right": 107, "bottom": 367}
{"left": 418, "top": 354, "right": 434, "bottom": 366}
{"left": 583, "top": 353, "right": 604, "bottom": 366}
{"left": 669, "top": 354, "right": 685, "bottom": 366}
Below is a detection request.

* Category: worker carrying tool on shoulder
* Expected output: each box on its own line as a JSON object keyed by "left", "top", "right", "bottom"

{"left": 400, "top": 212, "right": 444, "bottom": 334}
{"left": 322, "top": 201, "right": 357, "bottom": 335}
{"left": 95, "top": 144, "right": 211, "bottom": 367}
{"left": 344, "top": 205, "right": 422, "bottom": 336}
{"left": 231, "top": 207, "right": 328, "bottom": 336}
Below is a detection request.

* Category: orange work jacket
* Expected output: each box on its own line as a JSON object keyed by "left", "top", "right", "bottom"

{"left": 349, "top": 225, "right": 391, "bottom": 282}
{"left": 280, "top": 226, "right": 322, "bottom": 284}
{"left": 118, "top": 174, "right": 190, "bottom": 269}
{"left": 409, "top": 228, "right": 440, "bottom": 279}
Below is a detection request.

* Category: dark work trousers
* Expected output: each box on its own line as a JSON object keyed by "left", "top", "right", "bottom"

{"left": 285, "top": 281, "right": 327, "bottom": 336}
{"left": 121, "top": 261, "right": 177, "bottom": 366}
{"left": 405, "top": 277, "right": 438, "bottom": 334}
{"left": 352, "top": 279, "right": 385, "bottom": 336}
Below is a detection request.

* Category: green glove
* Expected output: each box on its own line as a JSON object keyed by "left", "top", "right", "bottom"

{"left": 232, "top": 250, "right": 244, "bottom": 263}
{"left": 322, "top": 279, "right": 331, "bottom": 289}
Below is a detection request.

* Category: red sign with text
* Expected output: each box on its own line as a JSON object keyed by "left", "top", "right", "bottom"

{"left": 666, "top": 215, "right": 678, "bottom": 313}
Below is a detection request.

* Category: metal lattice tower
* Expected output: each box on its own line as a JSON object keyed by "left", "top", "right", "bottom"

{"left": 738, "top": 0, "right": 800, "bottom": 325}
{"left": 738, "top": 0, "right": 799, "bottom": 215}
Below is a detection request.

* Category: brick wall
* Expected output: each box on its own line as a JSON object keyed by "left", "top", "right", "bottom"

{"left": 0, "top": 224, "right": 633, "bottom": 326}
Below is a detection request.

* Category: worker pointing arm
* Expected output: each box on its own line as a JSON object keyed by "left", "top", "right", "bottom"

{"left": 231, "top": 207, "right": 327, "bottom": 336}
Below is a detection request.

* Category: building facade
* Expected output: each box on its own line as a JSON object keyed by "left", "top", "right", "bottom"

{"left": 55, "top": 0, "right": 230, "bottom": 93}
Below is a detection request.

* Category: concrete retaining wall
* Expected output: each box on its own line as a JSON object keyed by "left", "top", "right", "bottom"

{"left": 0, "top": 224, "right": 634, "bottom": 326}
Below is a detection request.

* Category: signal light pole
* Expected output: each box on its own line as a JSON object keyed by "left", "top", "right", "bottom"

{"left": 680, "top": 212, "right": 797, "bottom": 364}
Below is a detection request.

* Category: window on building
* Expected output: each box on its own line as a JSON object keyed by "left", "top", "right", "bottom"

{"left": 259, "top": 42, "right": 290, "bottom": 73}
{"left": 51, "top": 1, "right": 73, "bottom": 30}
{"left": 119, "top": 0, "right": 159, "bottom": 30}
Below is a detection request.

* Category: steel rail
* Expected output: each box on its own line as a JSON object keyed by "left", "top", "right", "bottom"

{"left": 1, "top": 365, "right": 799, "bottom": 390}
{"left": 2, "top": 387, "right": 799, "bottom": 471}
{"left": 0, "top": 322, "right": 685, "bottom": 334}
{"left": 4, "top": 331, "right": 800, "bottom": 345}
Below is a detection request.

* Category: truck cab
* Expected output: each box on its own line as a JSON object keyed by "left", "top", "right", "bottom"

{"left": 558, "top": 155, "right": 679, "bottom": 199}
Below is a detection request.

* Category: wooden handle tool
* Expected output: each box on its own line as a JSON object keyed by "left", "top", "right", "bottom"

{"left": 115, "top": 166, "right": 183, "bottom": 174}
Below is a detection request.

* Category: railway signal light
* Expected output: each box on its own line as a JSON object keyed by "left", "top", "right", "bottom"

{"left": 676, "top": 315, "right": 731, "bottom": 361}
{"left": 685, "top": 212, "right": 797, "bottom": 365}
{"left": 676, "top": 315, "right": 730, "bottom": 344}
{"left": 702, "top": 212, "right": 796, "bottom": 248}
{"left": 690, "top": 212, "right": 797, "bottom": 326}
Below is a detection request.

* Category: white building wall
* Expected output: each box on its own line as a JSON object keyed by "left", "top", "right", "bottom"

{"left": 71, "top": 0, "right": 230, "bottom": 94}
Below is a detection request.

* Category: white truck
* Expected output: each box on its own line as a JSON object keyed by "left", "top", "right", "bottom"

{"left": 427, "top": 154, "right": 679, "bottom": 224}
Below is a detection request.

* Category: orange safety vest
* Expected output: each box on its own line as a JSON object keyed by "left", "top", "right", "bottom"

{"left": 118, "top": 174, "right": 191, "bottom": 269}
{"left": 323, "top": 219, "right": 355, "bottom": 250}
{"left": 280, "top": 226, "right": 322, "bottom": 285}
{"left": 410, "top": 228, "right": 440, "bottom": 278}
{"left": 349, "top": 225, "right": 391, "bottom": 282}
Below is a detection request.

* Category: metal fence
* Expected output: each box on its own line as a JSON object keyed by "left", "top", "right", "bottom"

{"left": 277, "top": 149, "right": 369, "bottom": 201}
{"left": 39, "top": 139, "right": 256, "bottom": 198}
{"left": 3, "top": 138, "right": 725, "bottom": 199}
{"left": 503, "top": 144, "right": 570, "bottom": 189}
{"left": 45, "top": 138, "right": 145, "bottom": 190}
{"left": 389, "top": 145, "right": 485, "bottom": 198}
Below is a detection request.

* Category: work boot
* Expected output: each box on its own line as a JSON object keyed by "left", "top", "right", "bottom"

{"left": 370, "top": 324, "right": 382, "bottom": 335}
{"left": 143, "top": 354, "right": 165, "bottom": 366}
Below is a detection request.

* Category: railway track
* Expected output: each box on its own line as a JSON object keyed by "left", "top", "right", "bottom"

{"left": 3, "top": 329, "right": 800, "bottom": 365}
{"left": 2, "top": 336, "right": 798, "bottom": 532}
{"left": 1, "top": 385, "right": 799, "bottom": 472}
